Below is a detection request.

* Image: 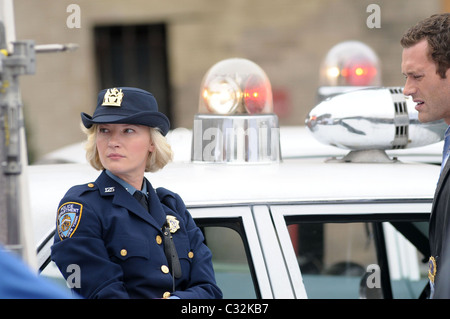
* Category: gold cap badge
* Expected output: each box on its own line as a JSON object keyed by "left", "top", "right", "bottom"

{"left": 102, "top": 88, "right": 124, "bottom": 107}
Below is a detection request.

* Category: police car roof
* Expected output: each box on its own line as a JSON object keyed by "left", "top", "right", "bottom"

{"left": 28, "top": 158, "right": 440, "bottom": 246}
{"left": 36, "top": 126, "right": 444, "bottom": 165}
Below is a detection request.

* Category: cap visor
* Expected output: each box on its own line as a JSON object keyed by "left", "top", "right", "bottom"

{"left": 81, "top": 112, "right": 170, "bottom": 135}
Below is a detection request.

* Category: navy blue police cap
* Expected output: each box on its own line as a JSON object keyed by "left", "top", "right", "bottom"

{"left": 81, "top": 87, "right": 170, "bottom": 136}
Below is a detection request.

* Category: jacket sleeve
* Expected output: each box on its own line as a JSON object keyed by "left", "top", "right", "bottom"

{"left": 51, "top": 186, "right": 130, "bottom": 299}
{"left": 434, "top": 222, "right": 450, "bottom": 298}
{"left": 157, "top": 188, "right": 223, "bottom": 299}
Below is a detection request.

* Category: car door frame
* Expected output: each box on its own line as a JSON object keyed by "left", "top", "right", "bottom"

{"left": 268, "top": 200, "right": 432, "bottom": 299}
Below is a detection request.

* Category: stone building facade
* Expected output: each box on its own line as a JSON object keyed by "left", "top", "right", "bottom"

{"left": 12, "top": 0, "right": 446, "bottom": 161}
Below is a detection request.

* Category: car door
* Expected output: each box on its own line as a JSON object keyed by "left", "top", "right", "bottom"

{"left": 189, "top": 206, "right": 273, "bottom": 299}
{"left": 268, "top": 201, "right": 431, "bottom": 298}
{"left": 38, "top": 206, "right": 276, "bottom": 299}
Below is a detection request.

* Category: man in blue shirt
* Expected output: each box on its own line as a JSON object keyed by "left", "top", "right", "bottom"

{"left": 0, "top": 246, "right": 72, "bottom": 298}
{"left": 401, "top": 13, "right": 450, "bottom": 298}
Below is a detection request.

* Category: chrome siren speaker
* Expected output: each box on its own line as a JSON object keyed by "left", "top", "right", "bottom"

{"left": 305, "top": 87, "right": 447, "bottom": 162}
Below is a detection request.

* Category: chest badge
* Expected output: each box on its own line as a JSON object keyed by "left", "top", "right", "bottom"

{"left": 166, "top": 215, "right": 180, "bottom": 233}
{"left": 428, "top": 256, "right": 437, "bottom": 283}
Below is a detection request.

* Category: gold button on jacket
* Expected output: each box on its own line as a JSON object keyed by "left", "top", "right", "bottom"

{"left": 163, "top": 291, "right": 171, "bottom": 299}
{"left": 161, "top": 265, "right": 169, "bottom": 274}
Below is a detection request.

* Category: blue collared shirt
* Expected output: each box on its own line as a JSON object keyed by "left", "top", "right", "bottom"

{"left": 441, "top": 126, "right": 450, "bottom": 172}
{"left": 105, "top": 170, "right": 148, "bottom": 198}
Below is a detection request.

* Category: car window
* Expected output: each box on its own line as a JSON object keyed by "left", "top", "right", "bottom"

{"left": 201, "top": 225, "right": 257, "bottom": 299}
{"left": 270, "top": 203, "right": 431, "bottom": 299}
{"left": 287, "top": 222, "right": 378, "bottom": 298}
{"left": 383, "top": 221, "right": 429, "bottom": 298}
{"left": 285, "top": 220, "right": 428, "bottom": 299}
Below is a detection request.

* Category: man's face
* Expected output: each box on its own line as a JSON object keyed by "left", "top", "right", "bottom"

{"left": 402, "top": 39, "right": 450, "bottom": 124}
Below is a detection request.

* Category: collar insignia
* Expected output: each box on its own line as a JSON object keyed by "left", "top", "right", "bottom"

{"left": 102, "top": 88, "right": 124, "bottom": 107}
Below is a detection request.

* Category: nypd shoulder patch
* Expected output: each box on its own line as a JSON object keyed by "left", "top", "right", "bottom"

{"left": 57, "top": 202, "right": 83, "bottom": 240}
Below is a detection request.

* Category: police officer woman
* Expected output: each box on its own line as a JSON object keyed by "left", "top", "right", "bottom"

{"left": 51, "top": 87, "right": 222, "bottom": 299}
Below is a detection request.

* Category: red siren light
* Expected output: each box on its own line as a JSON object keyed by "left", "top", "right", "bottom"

{"left": 243, "top": 75, "right": 267, "bottom": 114}
{"left": 341, "top": 62, "right": 378, "bottom": 86}
{"left": 320, "top": 41, "right": 381, "bottom": 87}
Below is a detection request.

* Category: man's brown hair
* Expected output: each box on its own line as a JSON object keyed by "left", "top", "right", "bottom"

{"left": 401, "top": 13, "right": 450, "bottom": 78}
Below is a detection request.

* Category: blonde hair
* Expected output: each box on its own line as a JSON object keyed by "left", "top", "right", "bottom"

{"left": 82, "top": 123, "right": 173, "bottom": 172}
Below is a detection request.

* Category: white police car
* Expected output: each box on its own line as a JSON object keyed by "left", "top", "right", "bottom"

{"left": 32, "top": 58, "right": 445, "bottom": 299}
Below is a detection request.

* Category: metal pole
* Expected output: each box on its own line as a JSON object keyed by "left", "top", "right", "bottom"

{"left": 0, "top": 0, "right": 77, "bottom": 268}
{"left": 0, "top": 0, "right": 13, "bottom": 247}
{"left": 0, "top": 0, "right": 36, "bottom": 268}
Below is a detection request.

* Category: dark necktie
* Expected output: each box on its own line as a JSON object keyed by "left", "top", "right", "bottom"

{"left": 134, "top": 189, "right": 182, "bottom": 286}
{"left": 133, "top": 191, "right": 148, "bottom": 211}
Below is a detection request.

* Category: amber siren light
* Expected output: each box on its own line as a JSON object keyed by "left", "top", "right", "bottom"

{"left": 192, "top": 58, "right": 281, "bottom": 163}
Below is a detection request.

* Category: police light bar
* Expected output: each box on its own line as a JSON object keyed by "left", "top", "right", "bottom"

{"left": 192, "top": 58, "right": 280, "bottom": 163}
{"left": 306, "top": 87, "right": 447, "bottom": 162}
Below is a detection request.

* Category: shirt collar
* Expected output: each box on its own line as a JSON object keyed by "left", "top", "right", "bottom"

{"left": 445, "top": 126, "right": 450, "bottom": 139}
{"left": 105, "top": 170, "right": 148, "bottom": 197}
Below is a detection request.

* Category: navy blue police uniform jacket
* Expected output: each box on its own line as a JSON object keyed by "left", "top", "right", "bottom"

{"left": 51, "top": 170, "right": 222, "bottom": 299}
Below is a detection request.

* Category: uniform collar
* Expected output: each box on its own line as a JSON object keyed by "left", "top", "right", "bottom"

{"left": 105, "top": 170, "right": 148, "bottom": 198}
{"left": 97, "top": 170, "right": 166, "bottom": 229}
